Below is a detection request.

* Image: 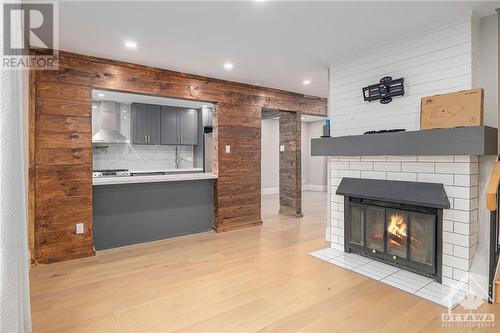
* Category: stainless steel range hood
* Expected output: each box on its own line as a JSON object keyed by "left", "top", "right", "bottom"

{"left": 92, "top": 101, "right": 128, "bottom": 143}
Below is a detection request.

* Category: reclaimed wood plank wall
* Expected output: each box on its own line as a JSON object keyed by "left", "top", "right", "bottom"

{"left": 30, "top": 50, "right": 327, "bottom": 263}
{"left": 279, "top": 111, "right": 303, "bottom": 217}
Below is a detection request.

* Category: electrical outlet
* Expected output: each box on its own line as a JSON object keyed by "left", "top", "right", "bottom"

{"left": 75, "top": 223, "right": 84, "bottom": 234}
{"left": 225, "top": 145, "right": 231, "bottom": 153}
{"left": 280, "top": 145, "right": 285, "bottom": 152}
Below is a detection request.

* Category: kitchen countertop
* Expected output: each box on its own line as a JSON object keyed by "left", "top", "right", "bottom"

{"left": 93, "top": 172, "right": 217, "bottom": 186}
{"left": 128, "top": 168, "right": 204, "bottom": 174}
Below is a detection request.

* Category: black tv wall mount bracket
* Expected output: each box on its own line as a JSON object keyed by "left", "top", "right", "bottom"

{"left": 362, "top": 76, "right": 405, "bottom": 104}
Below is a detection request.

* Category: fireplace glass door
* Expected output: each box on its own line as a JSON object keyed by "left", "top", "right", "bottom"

{"left": 386, "top": 210, "right": 408, "bottom": 259}
{"left": 350, "top": 205, "right": 364, "bottom": 246}
{"left": 410, "top": 212, "right": 435, "bottom": 265}
{"left": 365, "top": 206, "right": 385, "bottom": 252}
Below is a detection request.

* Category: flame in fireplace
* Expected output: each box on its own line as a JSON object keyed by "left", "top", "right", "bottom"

{"left": 387, "top": 213, "right": 407, "bottom": 239}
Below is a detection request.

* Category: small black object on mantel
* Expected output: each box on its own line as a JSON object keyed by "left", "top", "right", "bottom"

{"left": 364, "top": 129, "right": 406, "bottom": 135}
{"left": 362, "top": 76, "right": 405, "bottom": 104}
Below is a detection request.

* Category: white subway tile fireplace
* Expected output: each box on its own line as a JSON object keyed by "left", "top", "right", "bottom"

{"left": 327, "top": 155, "right": 479, "bottom": 295}
{"left": 311, "top": 13, "right": 499, "bottom": 305}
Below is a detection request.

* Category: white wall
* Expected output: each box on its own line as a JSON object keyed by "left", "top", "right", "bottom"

{"left": 261, "top": 119, "right": 327, "bottom": 194}
{"left": 480, "top": 14, "right": 499, "bottom": 129}
{"left": 308, "top": 121, "right": 327, "bottom": 191}
{"left": 330, "top": 16, "right": 480, "bottom": 135}
{"left": 470, "top": 12, "right": 498, "bottom": 299}
{"left": 261, "top": 119, "right": 280, "bottom": 194}
{"left": 301, "top": 122, "right": 310, "bottom": 188}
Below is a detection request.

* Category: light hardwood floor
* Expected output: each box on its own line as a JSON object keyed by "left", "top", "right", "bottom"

{"left": 30, "top": 192, "right": 500, "bottom": 332}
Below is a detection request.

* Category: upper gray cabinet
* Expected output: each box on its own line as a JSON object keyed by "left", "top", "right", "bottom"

{"left": 178, "top": 109, "right": 198, "bottom": 145}
{"left": 160, "top": 106, "right": 198, "bottom": 145}
{"left": 131, "top": 103, "right": 161, "bottom": 145}
{"left": 160, "top": 106, "right": 178, "bottom": 145}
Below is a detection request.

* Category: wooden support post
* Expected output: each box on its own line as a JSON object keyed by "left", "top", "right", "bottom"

{"left": 279, "top": 111, "right": 302, "bottom": 218}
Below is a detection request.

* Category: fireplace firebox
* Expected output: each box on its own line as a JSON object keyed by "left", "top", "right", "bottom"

{"left": 337, "top": 178, "right": 450, "bottom": 283}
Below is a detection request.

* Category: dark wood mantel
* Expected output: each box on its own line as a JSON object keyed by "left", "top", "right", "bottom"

{"left": 29, "top": 50, "right": 327, "bottom": 263}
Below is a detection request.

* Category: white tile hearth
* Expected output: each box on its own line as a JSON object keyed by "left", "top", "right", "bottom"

{"left": 309, "top": 248, "right": 467, "bottom": 309}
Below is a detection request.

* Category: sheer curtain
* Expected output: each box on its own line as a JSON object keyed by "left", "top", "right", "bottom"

{"left": 0, "top": 0, "right": 32, "bottom": 331}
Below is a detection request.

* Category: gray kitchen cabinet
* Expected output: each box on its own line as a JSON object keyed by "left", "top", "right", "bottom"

{"left": 178, "top": 109, "right": 198, "bottom": 145}
{"left": 131, "top": 103, "right": 161, "bottom": 145}
{"left": 161, "top": 107, "right": 198, "bottom": 145}
{"left": 148, "top": 105, "right": 161, "bottom": 145}
{"left": 161, "top": 106, "right": 179, "bottom": 144}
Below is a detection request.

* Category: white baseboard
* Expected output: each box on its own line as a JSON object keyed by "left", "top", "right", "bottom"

{"left": 262, "top": 185, "right": 326, "bottom": 195}
{"left": 303, "top": 184, "right": 327, "bottom": 192}
{"left": 262, "top": 187, "right": 279, "bottom": 195}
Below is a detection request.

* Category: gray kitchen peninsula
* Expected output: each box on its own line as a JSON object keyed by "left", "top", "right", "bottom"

{"left": 93, "top": 173, "right": 217, "bottom": 250}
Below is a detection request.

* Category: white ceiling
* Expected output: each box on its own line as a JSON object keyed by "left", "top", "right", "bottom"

{"left": 58, "top": 1, "right": 499, "bottom": 98}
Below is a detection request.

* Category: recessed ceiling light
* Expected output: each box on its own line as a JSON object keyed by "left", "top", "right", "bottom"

{"left": 303, "top": 80, "right": 311, "bottom": 86}
{"left": 124, "top": 40, "right": 137, "bottom": 49}
{"left": 98, "top": 93, "right": 105, "bottom": 97}
{"left": 92, "top": 105, "right": 97, "bottom": 109}
{"left": 223, "top": 62, "right": 234, "bottom": 70}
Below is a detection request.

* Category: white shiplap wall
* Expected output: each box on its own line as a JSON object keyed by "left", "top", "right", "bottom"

{"left": 329, "top": 16, "right": 480, "bottom": 136}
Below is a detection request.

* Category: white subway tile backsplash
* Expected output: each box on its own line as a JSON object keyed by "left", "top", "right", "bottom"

{"left": 453, "top": 222, "right": 470, "bottom": 235}
{"left": 442, "top": 254, "right": 470, "bottom": 271}
{"left": 386, "top": 156, "right": 417, "bottom": 162}
{"left": 453, "top": 245, "right": 474, "bottom": 259}
{"left": 443, "top": 220, "right": 454, "bottom": 232}
{"left": 417, "top": 173, "right": 454, "bottom": 185}
{"left": 349, "top": 161, "right": 373, "bottom": 170}
{"left": 454, "top": 155, "right": 478, "bottom": 163}
{"left": 338, "top": 170, "right": 361, "bottom": 178}
{"left": 361, "top": 156, "right": 387, "bottom": 161}
{"left": 444, "top": 186, "right": 473, "bottom": 199}
{"left": 339, "top": 156, "right": 361, "bottom": 161}
{"left": 443, "top": 243, "right": 453, "bottom": 255}
{"left": 360, "top": 171, "right": 386, "bottom": 180}
{"left": 332, "top": 177, "right": 342, "bottom": 186}
{"left": 93, "top": 143, "right": 194, "bottom": 171}
{"left": 331, "top": 226, "right": 344, "bottom": 236}
{"left": 453, "top": 198, "right": 477, "bottom": 211}
{"left": 331, "top": 211, "right": 344, "bottom": 220}
{"left": 418, "top": 156, "right": 454, "bottom": 162}
{"left": 443, "top": 209, "right": 471, "bottom": 223}
{"left": 331, "top": 161, "right": 349, "bottom": 170}
{"left": 441, "top": 277, "right": 468, "bottom": 293}
{"left": 373, "top": 162, "right": 401, "bottom": 172}
{"left": 443, "top": 231, "right": 469, "bottom": 247}
{"left": 454, "top": 174, "right": 478, "bottom": 186}
{"left": 435, "top": 163, "right": 476, "bottom": 175}
{"left": 453, "top": 268, "right": 469, "bottom": 281}
{"left": 386, "top": 172, "right": 417, "bottom": 181}
{"left": 442, "top": 265, "right": 453, "bottom": 278}
{"left": 401, "top": 163, "right": 434, "bottom": 173}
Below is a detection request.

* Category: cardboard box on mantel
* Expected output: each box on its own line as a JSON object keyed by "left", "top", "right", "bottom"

{"left": 420, "top": 88, "right": 484, "bottom": 130}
